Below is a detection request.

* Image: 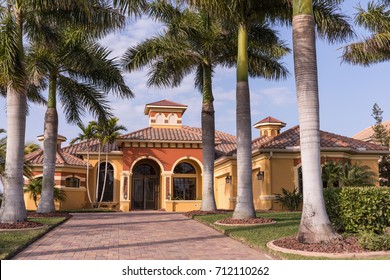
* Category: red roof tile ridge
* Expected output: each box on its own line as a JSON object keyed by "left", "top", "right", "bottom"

{"left": 146, "top": 99, "right": 187, "bottom": 107}
{"left": 254, "top": 116, "right": 286, "bottom": 126}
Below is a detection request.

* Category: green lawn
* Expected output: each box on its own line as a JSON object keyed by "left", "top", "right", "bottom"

{"left": 192, "top": 212, "right": 390, "bottom": 260}
{"left": 0, "top": 216, "right": 68, "bottom": 260}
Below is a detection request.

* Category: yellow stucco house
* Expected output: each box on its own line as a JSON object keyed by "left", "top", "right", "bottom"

{"left": 24, "top": 100, "right": 388, "bottom": 212}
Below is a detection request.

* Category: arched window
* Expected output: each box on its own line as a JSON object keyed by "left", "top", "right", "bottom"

{"left": 133, "top": 164, "right": 157, "bottom": 175}
{"left": 97, "top": 162, "right": 114, "bottom": 202}
{"left": 173, "top": 162, "right": 197, "bottom": 200}
{"left": 155, "top": 113, "right": 164, "bottom": 124}
{"left": 65, "top": 177, "right": 80, "bottom": 188}
{"left": 168, "top": 114, "right": 177, "bottom": 124}
{"left": 174, "top": 162, "right": 196, "bottom": 174}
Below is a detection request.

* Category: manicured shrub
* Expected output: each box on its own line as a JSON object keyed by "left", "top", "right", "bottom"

{"left": 357, "top": 231, "right": 390, "bottom": 251}
{"left": 323, "top": 187, "right": 390, "bottom": 234}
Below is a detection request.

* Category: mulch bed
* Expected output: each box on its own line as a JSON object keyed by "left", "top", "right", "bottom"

{"left": 216, "top": 217, "right": 275, "bottom": 225}
{"left": 273, "top": 236, "right": 367, "bottom": 253}
{"left": 0, "top": 211, "right": 70, "bottom": 230}
{"left": 183, "top": 210, "right": 232, "bottom": 218}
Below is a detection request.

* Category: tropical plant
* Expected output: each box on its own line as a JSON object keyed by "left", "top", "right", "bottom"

{"left": 322, "top": 160, "right": 343, "bottom": 188}
{"left": 31, "top": 0, "right": 144, "bottom": 214}
{"left": 277, "top": 187, "right": 302, "bottom": 211}
{"left": 322, "top": 160, "right": 376, "bottom": 187}
{"left": 292, "top": 0, "right": 353, "bottom": 243}
{"left": 70, "top": 122, "right": 98, "bottom": 207}
{"left": 185, "top": 0, "right": 353, "bottom": 221}
{"left": 0, "top": 0, "right": 133, "bottom": 223}
{"left": 339, "top": 162, "right": 376, "bottom": 186}
{"left": 343, "top": 0, "right": 390, "bottom": 66}
{"left": 122, "top": 1, "right": 289, "bottom": 212}
{"left": 24, "top": 177, "right": 66, "bottom": 208}
{"left": 95, "top": 118, "right": 126, "bottom": 207}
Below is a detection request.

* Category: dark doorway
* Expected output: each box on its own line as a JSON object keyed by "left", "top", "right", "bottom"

{"left": 132, "top": 162, "right": 160, "bottom": 210}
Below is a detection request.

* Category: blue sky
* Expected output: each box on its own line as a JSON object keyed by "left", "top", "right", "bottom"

{"left": 0, "top": 1, "right": 388, "bottom": 145}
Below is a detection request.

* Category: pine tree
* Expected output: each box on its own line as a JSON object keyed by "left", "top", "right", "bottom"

{"left": 371, "top": 103, "right": 390, "bottom": 186}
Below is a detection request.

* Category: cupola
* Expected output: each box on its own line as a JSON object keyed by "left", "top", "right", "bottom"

{"left": 144, "top": 100, "right": 188, "bottom": 128}
{"left": 37, "top": 134, "right": 67, "bottom": 149}
{"left": 254, "top": 116, "right": 286, "bottom": 137}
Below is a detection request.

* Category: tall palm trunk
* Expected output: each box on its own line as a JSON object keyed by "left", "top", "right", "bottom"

{"left": 0, "top": 6, "right": 27, "bottom": 223}
{"left": 98, "top": 146, "right": 109, "bottom": 207}
{"left": 85, "top": 147, "right": 92, "bottom": 206}
{"left": 200, "top": 63, "right": 217, "bottom": 211}
{"left": 233, "top": 23, "right": 256, "bottom": 219}
{"left": 293, "top": 0, "right": 340, "bottom": 243}
{"left": 0, "top": 86, "right": 28, "bottom": 223}
{"left": 95, "top": 142, "right": 101, "bottom": 206}
{"left": 37, "top": 73, "right": 58, "bottom": 213}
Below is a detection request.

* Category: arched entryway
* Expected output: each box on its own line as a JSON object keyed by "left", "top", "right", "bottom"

{"left": 131, "top": 160, "right": 160, "bottom": 210}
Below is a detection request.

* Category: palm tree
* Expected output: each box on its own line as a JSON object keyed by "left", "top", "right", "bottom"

{"left": 0, "top": 130, "right": 6, "bottom": 185}
{"left": 0, "top": 0, "right": 131, "bottom": 223}
{"left": 186, "top": 0, "right": 353, "bottom": 225}
{"left": 24, "top": 177, "right": 66, "bottom": 208}
{"left": 95, "top": 118, "right": 126, "bottom": 207}
{"left": 33, "top": 29, "right": 134, "bottom": 214}
{"left": 343, "top": 0, "right": 389, "bottom": 65}
{"left": 291, "top": 0, "right": 353, "bottom": 243}
{"left": 70, "top": 122, "right": 98, "bottom": 207}
{"left": 123, "top": 1, "right": 289, "bottom": 211}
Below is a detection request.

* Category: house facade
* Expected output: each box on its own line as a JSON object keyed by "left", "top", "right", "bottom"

{"left": 24, "top": 100, "right": 388, "bottom": 212}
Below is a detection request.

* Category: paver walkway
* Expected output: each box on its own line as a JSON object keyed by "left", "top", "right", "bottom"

{"left": 13, "top": 211, "right": 273, "bottom": 260}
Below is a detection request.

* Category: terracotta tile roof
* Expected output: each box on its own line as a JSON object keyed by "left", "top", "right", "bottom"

{"left": 146, "top": 100, "right": 187, "bottom": 108}
{"left": 183, "top": 127, "right": 237, "bottom": 158}
{"left": 25, "top": 149, "right": 89, "bottom": 167}
{"left": 62, "top": 126, "right": 237, "bottom": 159}
{"left": 352, "top": 120, "right": 390, "bottom": 142}
{"left": 62, "top": 139, "right": 121, "bottom": 154}
{"left": 254, "top": 116, "right": 286, "bottom": 126}
{"left": 225, "top": 136, "right": 271, "bottom": 156}
{"left": 119, "top": 126, "right": 205, "bottom": 142}
{"left": 260, "top": 125, "right": 388, "bottom": 151}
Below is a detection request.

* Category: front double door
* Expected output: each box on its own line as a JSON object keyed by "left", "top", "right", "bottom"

{"left": 132, "top": 177, "right": 159, "bottom": 210}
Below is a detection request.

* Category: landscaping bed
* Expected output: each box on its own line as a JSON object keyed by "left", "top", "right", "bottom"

{"left": 0, "top": 211, "right": 71, "bottom": 230}
{"left": 273, "top": 236, "right": 365, "bottom": 253}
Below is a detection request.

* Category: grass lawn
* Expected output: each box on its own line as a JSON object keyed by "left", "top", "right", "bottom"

{"left": 192, "top": 212, "right": 390, "bottom": 260}
{"left": 0, "top": 216, "right": 68, "bottom": 260}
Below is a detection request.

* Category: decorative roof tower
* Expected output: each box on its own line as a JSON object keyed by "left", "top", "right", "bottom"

{"left": 144, "top": 100, "right": 188, "bottom": 128}
{"left": 253, "top": 116, "right": 286, "bottom": 138}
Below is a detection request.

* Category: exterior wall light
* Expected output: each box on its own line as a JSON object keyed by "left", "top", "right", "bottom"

{"left": 225, "top": 175, "right": 232, "bottom": 184}
{"left": 256, "top": 170, "right": 264, "bottom": 181}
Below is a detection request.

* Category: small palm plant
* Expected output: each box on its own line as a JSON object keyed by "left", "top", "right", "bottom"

{"left": 278, "top": 187, "right": 303, "bottom": 211}
{"left": 24, "top": 177, "right": 66, "bottom": 208}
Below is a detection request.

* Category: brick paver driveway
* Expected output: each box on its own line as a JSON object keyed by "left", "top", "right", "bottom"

{"left": 13, "top": 211, "right": 273, "bottom": 260}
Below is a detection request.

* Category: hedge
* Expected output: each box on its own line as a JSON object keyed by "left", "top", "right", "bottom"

{"left": 323, "top": 187, "right": 390, "bottom": 234}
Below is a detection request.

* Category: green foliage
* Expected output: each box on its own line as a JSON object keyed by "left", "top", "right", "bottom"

{"left": 322, "top": 161, "right": 376, "bottom": 187}
{"left": 358, "top": 231, "right": 390, "bottom": 251}
{"left": 277, "top": 187, "right": 302, "bottom": 211}
{"left": 24, "top": 177, "right": 67, "bottom": 207}
{"left": 324, "top": 187, "right": 390, "bottom": 233}
{"left": 370, "top": 103, "right": 390, "bottom": 186}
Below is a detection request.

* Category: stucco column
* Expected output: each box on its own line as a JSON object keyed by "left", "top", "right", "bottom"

{"left": 161, "top": 172, "right": 173, "bottom": 211}
{"left": 120, "top": 171, "right": 131, "bottom": 211}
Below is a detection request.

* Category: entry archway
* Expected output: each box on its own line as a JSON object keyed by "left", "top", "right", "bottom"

{"left": 131, "top": 160, "right": 160, "bottom": 210}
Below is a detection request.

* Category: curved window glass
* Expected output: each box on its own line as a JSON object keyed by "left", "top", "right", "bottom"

{"left": 133, "top": 164, "right": 157, "bottom": 176}
{"left": 173, "top": 162, "right": 197, "bottom": 200}
{"left": 65, "top": 177, "right": 80, "bottom": 188}
{"left": 174, "top": 162, "right": 196, "bottom": 174}
{"left": 97, "top": 162, "right": 114, "bottom": 202}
